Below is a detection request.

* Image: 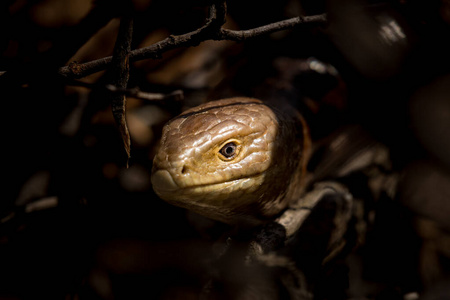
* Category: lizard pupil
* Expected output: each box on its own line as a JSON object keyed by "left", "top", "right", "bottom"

{"left": 220, "top": 142, "right": 237, "bottom": 158}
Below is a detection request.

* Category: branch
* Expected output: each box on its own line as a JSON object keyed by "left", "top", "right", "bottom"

{"left": 105, "top": 85, "right": 184, "bottom": 101}
{"left": 106, "top": 11, "right": 134, "bottom": 166}
{"left": 64, "top": 79, "right": 184, "bottom": 102}
{"left": 217, "top": 14, "right": 327, "bottom": 42}
{"left": 57, "top": 3, "right": 326, "bottom": 80}
{"left": 58, "top": 1, "right": 227, "bottom": 80}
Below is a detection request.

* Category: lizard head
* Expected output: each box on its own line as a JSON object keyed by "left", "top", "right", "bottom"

{"left": 151, "top": 97, "right": 309, "bottom": 225}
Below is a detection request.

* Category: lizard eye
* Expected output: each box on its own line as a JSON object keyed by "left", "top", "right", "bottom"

{"left": 219, "top": 142, "right": 239, "bottom": 160}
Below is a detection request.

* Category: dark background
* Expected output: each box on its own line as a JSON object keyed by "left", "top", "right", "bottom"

{"left": 1, "top": 0, "right": 450, "bottom": 299}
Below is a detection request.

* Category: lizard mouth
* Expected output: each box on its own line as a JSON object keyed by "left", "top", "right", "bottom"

{"left": 151, "top": 169, "right": 264, "bottom": 201}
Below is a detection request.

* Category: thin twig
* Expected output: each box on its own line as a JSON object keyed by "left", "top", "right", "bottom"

{"left": 106, "top": 85, "right": 184, "bottom": 101}
{"left": 57, "top": 2, "right": 326, "bottom": 80}
{"left": 217, "top": 14, "right": 327, "bottom": 42}
{"left": 64, "top": 80, "right": 183, "bottom": 101}
{"left": 58, "top": 1, "right": 228, "bottom": 80}
{"left": 2, "top": 3, "right": 327, "bottom": 81}
{"left": 106, "top": 11, "right": 134, "bottom": 166}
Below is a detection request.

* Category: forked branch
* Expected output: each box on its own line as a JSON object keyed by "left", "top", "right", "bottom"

{"left": 58, "top": 1, "right": 327, "bottom": 80}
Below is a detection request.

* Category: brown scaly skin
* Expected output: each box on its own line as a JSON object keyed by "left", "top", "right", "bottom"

{"left": 151, "top": 97, "right": 311, "bottom": 226}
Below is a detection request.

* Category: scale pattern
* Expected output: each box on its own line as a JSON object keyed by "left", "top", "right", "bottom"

{"left": 152, "top": 97, "right": 310, "bottom": 225}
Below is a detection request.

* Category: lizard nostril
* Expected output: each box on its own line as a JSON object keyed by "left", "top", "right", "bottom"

{"left": 181, "top": 165, "right": 188, "bottom": 174}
